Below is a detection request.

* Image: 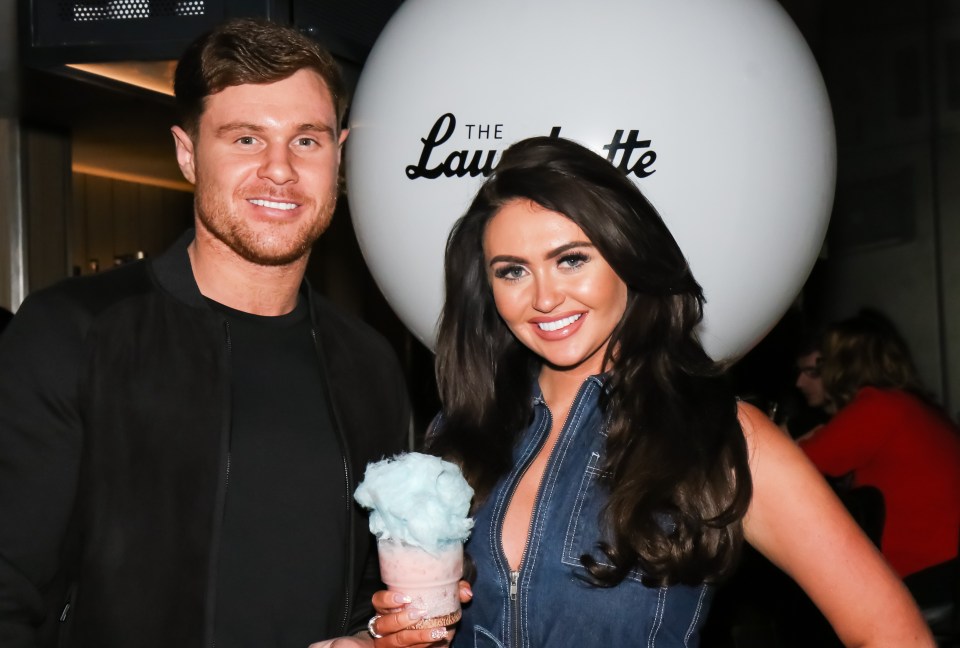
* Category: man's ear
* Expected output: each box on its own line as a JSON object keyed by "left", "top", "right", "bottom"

{"left": 171, "top": 125, "right": 197, "bottom": 185}
{"left": 336, "top": 127, "right": 349, "bottom": 164}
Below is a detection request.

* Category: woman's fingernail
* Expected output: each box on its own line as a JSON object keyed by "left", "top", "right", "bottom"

{"left": 429, "top": 627, "right": 448, "bottom": 641}
{"left": 393, "top": 593, "right": 412, "bottom": 604}
{"left": 408, "top": 608, "right": 427, "bottom": 620}
{"left": 460, "top": 585, "right": 473, "bottom": 599}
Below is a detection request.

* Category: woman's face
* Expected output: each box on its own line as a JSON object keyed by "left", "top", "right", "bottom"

{"left": 483, "top": 199, "right": 628, "bottom": 377}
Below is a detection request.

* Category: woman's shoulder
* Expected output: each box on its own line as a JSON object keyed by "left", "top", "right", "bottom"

{"left": 736, "top": 401, "right": 803, "bottom": 466}
{"left": 735, "top": 400, "right": 761, "bottom": 437}
{"left": 736, "top": 400, "right": 776, "bottom": 439}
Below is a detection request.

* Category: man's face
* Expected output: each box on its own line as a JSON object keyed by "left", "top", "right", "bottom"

{"left": 795, "top": 350, "right": 826, "bottom": 408}
{"left": 171, "top": 68, "right": 347, "bottom": 266}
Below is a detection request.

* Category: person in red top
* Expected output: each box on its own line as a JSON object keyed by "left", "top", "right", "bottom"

{"left": 799, "top": 310, "right": 960, "bottom": 579}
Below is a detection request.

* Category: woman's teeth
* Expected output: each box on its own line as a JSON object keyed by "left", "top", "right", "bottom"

{"left": 538, "top": 314, "right": 581, "bottom": 332}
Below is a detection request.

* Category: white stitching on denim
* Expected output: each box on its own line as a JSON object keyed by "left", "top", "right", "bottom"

{"left": 519, "top": 405, "right": 559, "bottom": 648}
{"left": 475, "top": 625, "right": 506, "bottom": 648}
{"left": 562, "top": 452, "right": 600, "bottom": 565}
{"left": 648, "top": 586, "right": 667, "bottom": 648}
{"left": 684, "top": 584, "right": 709, "bottom": 647}
{"left": 521, "top": 380, "right": 599, "bottom": 645}
{"left": 493, "top": 404, "right": 548, "bottom": 646}
{"left": 561, "top": 459, "right": 643, "bottom": 581}
{"left": 562, "top": 469, "right": 614, "bottom": 567}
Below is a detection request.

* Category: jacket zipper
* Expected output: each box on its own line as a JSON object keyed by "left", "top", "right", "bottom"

{"left": 209, "top": 320, "right": 234, "bottom": 648}
{"left": 57, "top": 580, "right": 77, "bottom": 648}
{"left": 311, "top": 328, "right": 355, "bottom": 635}
{"left": 504, "top": 381, "right": 588, "bottom": 648}
{"left": 59, "top": 580, "right": 76, "bottom": 621}
{"left": 509, "top": 569, "right": 520, "bottom": 644}
{"left": 206, "top": 309, "right": 355, "bottom": 643}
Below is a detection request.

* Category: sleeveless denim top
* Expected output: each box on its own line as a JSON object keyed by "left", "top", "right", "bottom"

{"left": 453, "top": 376, "right": 712, "bottom": 648}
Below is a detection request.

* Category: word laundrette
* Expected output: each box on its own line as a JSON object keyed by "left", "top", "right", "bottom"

{"left": 405, "top": 113, "right": 658, "bottom": 180}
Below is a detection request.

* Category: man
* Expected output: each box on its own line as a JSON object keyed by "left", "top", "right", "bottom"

{"left": 775, "top": 339, "right": 832, "bottom": 440}
{"left": 0, "top": 18, "right": 410, "bottom": 648}
{"left": 795, "top": 347, "right": 827, "bottom": 410}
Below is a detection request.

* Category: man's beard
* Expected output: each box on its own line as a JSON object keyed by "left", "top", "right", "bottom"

{"left": 194, "top": 181, "right": 336, "bottom": 267}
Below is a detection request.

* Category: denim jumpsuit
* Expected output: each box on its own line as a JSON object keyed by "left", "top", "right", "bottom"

{"left": 453, "top": 376, "right": 712, "bottom": 648}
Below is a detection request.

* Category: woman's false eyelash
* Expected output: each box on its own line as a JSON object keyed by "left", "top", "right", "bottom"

{"left": 492, "top": 252, "right": 591, "bottom": 280}
{"left": 558, "top": 252, "right": 590, "bottom": 268}
{"left": 493, "top": 265, "right": 526, "bottom": 280}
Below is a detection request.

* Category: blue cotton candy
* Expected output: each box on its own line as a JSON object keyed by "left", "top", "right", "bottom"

{"left": 354, "top": 452, "right": 474, "bottom": 554}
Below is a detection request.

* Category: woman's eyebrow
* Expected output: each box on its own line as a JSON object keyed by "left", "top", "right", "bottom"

{"left": 487, "top": 241, "right": 593, "bottom": 267}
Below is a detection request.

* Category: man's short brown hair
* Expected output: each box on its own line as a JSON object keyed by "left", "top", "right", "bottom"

{"left": 174, "top": 17, "right": 347, "bottom": 136}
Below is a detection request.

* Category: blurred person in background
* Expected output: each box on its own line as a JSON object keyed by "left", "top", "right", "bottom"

{"left": 799, "top": 309, "right": 960, "bottom": 581}
{"left": 776, "top": 331, "right": 832, "bottom": 440}
{"left": 795, "top": 345, "right": 827, "bottom": 411}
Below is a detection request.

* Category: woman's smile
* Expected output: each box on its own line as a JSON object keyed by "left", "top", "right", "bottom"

{"left": 530, "top": 312, "right": 586, "bottom": 338}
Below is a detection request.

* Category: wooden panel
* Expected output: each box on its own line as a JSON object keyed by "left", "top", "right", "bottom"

{"left": 110, "top": 179, "right": 138, "bottom": 265}
{"left": 81, "top": 174, "right": 114, "bottom": 275}
{"left": 70, "top": 173, "right": 87, "bottom": 276}
{"left": 23, "top": 127, "right": 71, "bottom": 291}
{"left": 159, "top": 187, "right": 194, "bottom": 250}
{"left": 137, "top": 184, "right": 164, "bottom": 257}
{"left": 69, "top": 173, "right": 193, "bottom": 273}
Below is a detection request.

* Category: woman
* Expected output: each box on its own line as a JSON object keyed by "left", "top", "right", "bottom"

{"left": 799, "top": 311, "right": 960, "bottom": 580}
{"left": 364, "top": 137, "right": 931, "bottom": 647}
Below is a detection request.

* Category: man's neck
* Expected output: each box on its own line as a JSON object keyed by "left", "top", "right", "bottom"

{"left": 187, "top": 231, "right": 308, "bottom": 316}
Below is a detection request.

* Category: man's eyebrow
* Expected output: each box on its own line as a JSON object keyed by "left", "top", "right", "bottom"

{"left": 214, "top": 122, "right": 336, "bottom": 137}
{"left": 215, "top": 122, "right": 264, "bottom": 137}
{"left": 297, "top": 123, "right": 336, "bottom": 135}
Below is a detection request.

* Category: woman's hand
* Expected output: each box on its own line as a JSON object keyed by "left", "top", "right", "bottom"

{"left": 310, "top": 582, "right": 473, "bottom": 648}
{"left": 367, "top": 582, "right": 473, "bottom": 648}
{"left": 366, "top": 591, "right": 449, "bottom": 648}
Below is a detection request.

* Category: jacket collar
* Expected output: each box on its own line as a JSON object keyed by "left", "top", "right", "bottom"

{"left": 531, "top": 373, "right": 607, "bottom": 407}
{"left": 149, "top": 228, "right": 319, "bottom": 319}
{"left": 149, "top": 229, "right": 209, "bottom": 309}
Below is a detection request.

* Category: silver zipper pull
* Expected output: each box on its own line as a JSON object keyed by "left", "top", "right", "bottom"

{"left": 509, "top": 570, "right": 519, "bottom": 601}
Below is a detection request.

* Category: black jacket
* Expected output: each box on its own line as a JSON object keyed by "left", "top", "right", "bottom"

{"left": 0, "top": 231, "right": 410, "bottom": 647}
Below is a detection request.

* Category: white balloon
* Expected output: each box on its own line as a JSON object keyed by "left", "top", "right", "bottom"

{"left": 346, "top": 0, "right": 835, "bottom": 360}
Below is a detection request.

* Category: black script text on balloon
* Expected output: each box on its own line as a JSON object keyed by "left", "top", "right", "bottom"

{"left": 406, "top": 114, "right": 657, "bottom": 180}
{"left": 405, "top": 113, "right": 499, "bottom": 179}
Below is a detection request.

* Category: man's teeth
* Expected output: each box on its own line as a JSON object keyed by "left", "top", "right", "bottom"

{"left": 250, "top": 198, "right": 297, "bottom": 211}
{"left": 538, "top": 314, "right": 581, "bottom": 332}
